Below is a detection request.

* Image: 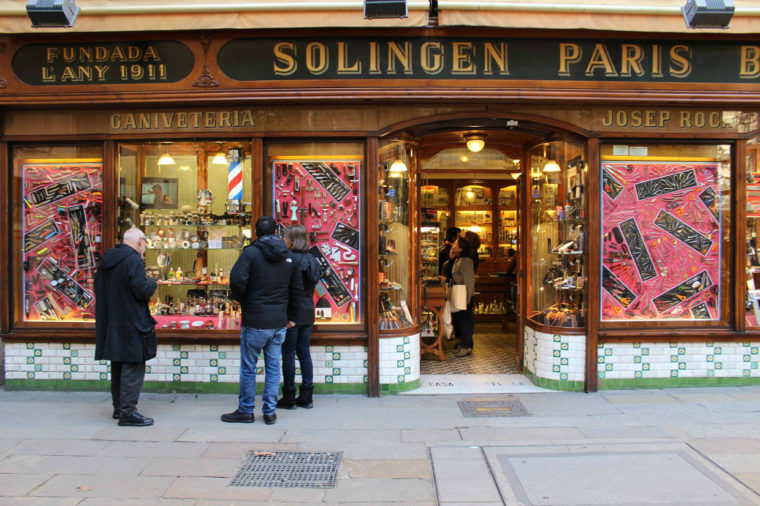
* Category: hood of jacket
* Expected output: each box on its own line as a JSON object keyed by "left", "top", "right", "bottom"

{"left": 253, "top": 234, "right": 289, "bottom": 263}
{"left": 99, "top": 244, "right": 138, "bottom": 270}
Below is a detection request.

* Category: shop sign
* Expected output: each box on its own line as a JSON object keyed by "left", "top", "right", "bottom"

{"left": 109, "top": 109, "right": 256, "bottom": 132}
{"left": 12, "top": 41, "right": 194, "bottom": 85}
{"left": 218, "top": 37, "right": 760, "bottom": 84}
{"left": 591, "top": 108, "right": 759, "bottom": 133}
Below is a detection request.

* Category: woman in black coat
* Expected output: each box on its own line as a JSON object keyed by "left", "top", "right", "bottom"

{"left": 277, "top": 225, "right": 323, "bottom": 410}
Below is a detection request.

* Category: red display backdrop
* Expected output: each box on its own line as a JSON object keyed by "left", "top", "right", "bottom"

{"left": 22, "top": 162, "right": 103, "bottom": 321}
{"left": 601, "top": 160, "right": 721, "bottom": 321}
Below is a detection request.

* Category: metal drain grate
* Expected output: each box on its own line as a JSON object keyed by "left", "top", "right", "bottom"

{"left": 230, "top": 451, "right": 342, "bottom": 488}
{"left": 458, "top": 398, "right": 531, "bottom": 417}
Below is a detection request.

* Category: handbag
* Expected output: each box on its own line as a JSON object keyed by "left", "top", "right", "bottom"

{"left": 449, "top": 284, "right": 468, "bottom": 313}
{"left": 441, "top": 300, "right": 454, "bottom": 339}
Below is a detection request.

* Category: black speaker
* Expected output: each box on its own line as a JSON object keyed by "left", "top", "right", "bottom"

{"left": 682, "top": 0, "right": 734, "bottom": 28}
{"left": 364, "top": 0, "right": 408, "bottom": 19}
{"left": 26, "top": 0, "right": 80, "bottom": 28}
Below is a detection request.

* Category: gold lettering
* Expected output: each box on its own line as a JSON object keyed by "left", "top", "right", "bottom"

{"left": 95, "top": 47, "right": 108, "bottom": 62}
{"left": 680, "top": 111, "right": 692, "bottom": 128}
{"left": 693, "top": 111, "right": 705, "bottom": 128}
{"left": 387, "top": 42, "right": 412, "bottom": 74}
{"left": 558, "top": 43, "right": 582, "bottom": 76}
{"left": 128, "top": 46, "right": 141, "bottom": 61}
{"left": 616, "top": 111, "right": 628, "bottom": 127}
{"left": 41, "top": 66, "right": 56, "bottom": 83}
{"left": 62, "top": 48, "right": 75, "bottom": 63}
{"left": 204, "top": 112, "right": 216, "bottom": 128}
{"left": 709, "top": 112, "right": 721, "bottom": 128}
{"left": 305, "top": 42, "right": 328, "bottom": 75}
{"left": 651, "top": 44, "right": 663, "bottom": 77}
{"left": 659, "top": 111, "right": 672, "bottom": 127}
{"left": 452, "top": 42, "right": 475, "bottom": 74}
{"left": 111, "top": 46, "right": 126, "bottom": 62}
{"left": 138, "top": 113, "right": 150, "bottom": 129}
{"left": 94, "top": 65, "right": 109, "bottom": 80}
{"left": 420, "top": 42, "right": 443, "bottom": 74}
{"left": 78, "top": 47, "right": 92, "bottom": 62}
{"left": 123, "top": 114, "right": 136, "bottom": 129}
{"left": 337, "top": 42, "right": 361, "bottom": 74}
{"left": 110, "top": 114, "right": 121, "bottom": 130}
{"left": 740, "top": 46, "right": 760, "bottom": 78}
{"left": 143, "top": 46, "right": 160, "bottom": 61}
{"left": 46, "top": 47, "right": 59, "bottom": 63}
{"left": 369, "top": 42, "right": 380, "bottom": 74}
{"left": 669, "top": 45, "right": 691, "bottom": 78}
{"left": 161, "top": 112, "right": 174, "bottom": 128}
{"left": 219, "top": 111, "right": 231, "bottom": 128}
{"left": 620, "top": 44, "right": 645, "bottom": 77}
{"left": 60, "top": 66, "right": 78, "bottom": 82}
{"left": 177, "top": 112, "right": 188, "bottom": 128}
{"left": 585, "top": 44, "right": 618, "bottom": 77}
{"left": 241, "top": 110, "right": 255, "bottom": 127}
{"left": 483, "top": 42, "right": 509, "bottom": 75}
{"left": 644, "top": 110, "right": 657, "bottom": 127}
{"left": 190, "top": 112, "right": 202, "bottom": 128}
{"left": 601, "top": 109, "right": 613, "bottom": 127}
{"left": 273, "top": 42, "right": 296, "bottom": 76}
{"left": 630, "top": 111, "right": 642, "bottom": 128}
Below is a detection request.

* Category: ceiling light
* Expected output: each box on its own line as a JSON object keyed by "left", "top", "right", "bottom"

{"left": 543, "top": 160, "right": 561, "bottom": 173}
{"left": 510, "top": 172, "right": 522, "bottom": 180}
{"left": 460, "top": 155, "right": 469, "bottom": 162}
{"left": 212, "top": 143, "right": 227, "bottom": 165}
{"left": 157, "top": 146, "right": 175, "bottom": 166}
{"left": 389, "top": 159, "right": 408, "bottom": 173}
{"left": 464, "top": 134, "right": 486, "bottom": 153}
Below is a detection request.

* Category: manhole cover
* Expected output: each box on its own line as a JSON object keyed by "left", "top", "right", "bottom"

{"left": 458, "top": 398, "right": 530, "bottom": 417}
{"left": 230, "top": 451, "right": 342, "bottom": 488}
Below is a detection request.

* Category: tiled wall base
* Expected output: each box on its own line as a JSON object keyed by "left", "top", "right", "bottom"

{"left": 379, "top": 333, "right": 420, "bottom": 390}
{"left": 523, "top": 326, "right": 586, "bottom": 391}
{"left": 598, "top": 341, "right": 760, "bottom": 388}
{"left": 4, "top": 342, "right": 369, "bottom": 391}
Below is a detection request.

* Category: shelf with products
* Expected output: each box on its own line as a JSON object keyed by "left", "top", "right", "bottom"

{"left": 527, "top": 141, "right": 587, "bottom": 329}
{"left": 421, "top": 221, "right": 441, "bottom": 279}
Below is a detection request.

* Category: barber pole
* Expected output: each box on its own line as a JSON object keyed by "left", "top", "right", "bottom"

{"left": 227, "top": 157, "right": 243, "bottom": 201}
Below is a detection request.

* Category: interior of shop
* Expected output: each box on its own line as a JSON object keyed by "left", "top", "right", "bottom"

{"left": 377, "top": 119, "right": 587, "bottom": 375}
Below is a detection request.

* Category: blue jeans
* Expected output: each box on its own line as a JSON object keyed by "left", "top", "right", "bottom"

{"left": 238, "top": 326, "right": 286, "bottom": 416}
{"left": 282, "top": 324, "right": 314, "bottom": 391}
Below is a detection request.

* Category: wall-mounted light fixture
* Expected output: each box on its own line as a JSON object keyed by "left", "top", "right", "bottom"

{"left": 364, "top": 0, "right": 407, "bottom": 19}
{"left": 682, "top": 0, "right": 734, "bottom": 28}
{"left": 26, "top": 0, "right": 79, "bottom": 28}
{"left": 465, "top": 134, "right": 487, "bottom": 153}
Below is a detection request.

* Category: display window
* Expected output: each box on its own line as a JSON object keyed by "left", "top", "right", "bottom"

{"left": 420, "top": 184, "right": 449, "bottom": 280}
{"left": 378, "top": 140, "right": 415, "bottom": 331}
{"left": 118, "top": 141, "right": 253, "bottom": 331}
{"left": 528, "top": 140, "right": 587, "bottom": 328}
{"left": 266, "top": 143, "right": 364, "bottom": 327}
{"left": 12, "top": 144, "right": 103, "bottom": 324}
{"left": 600, "top": 143, "right": 731, "bottom": 324}
{"left": 745, "top": 137, "right": 760, "bottom": 328}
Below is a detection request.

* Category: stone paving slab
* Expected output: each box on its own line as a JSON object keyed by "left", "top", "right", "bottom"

{"left": 459, "top": 426, "right": 586, "bottom": 442}
{"left": 280, "top": 429, "right": 400, "bottom": 444}
{"left": 30, "top": 474, "right": 175, "bottom": 499}
{"left": 340, "top": 459, "right": 432, "bottom": 479}
{"left": 99, "top": 441, "right": 209, "bottom": 458}
{"left": 1, "top": 498, "right": 82, "bottom": 505}
{"left": 140, "top": 457, "right": 242, "bottom": 478}
{"left": 163, "top": 476, "right": 273, "bottom": 501}
{"left": 321, "top": 478, "right": 434, "bottom": 503}
{"left": 8, "top": 455, "right": 150, "bottom": 476}
{"left": 10, "top": 439, "right": 112, "bottom": 456}
{"left": 93, "top": 426, "right": 188, "bottom": 442}
{"left": 80, "top": 499, "right": 195, "bottom": 505}
{"left": 401, "top": 428, "right": 461, "bottom": 442}
{"left": 688, "top": 437, "right": 760, "bottom": 455}
{"left": 177, "top": 428, "right": 284, "bottom": 443}
{"left": 0, "top": 473, "right": 54, "bottom": 497}
{"left": 436, "top": 477, "right": 502, "bottom": 503}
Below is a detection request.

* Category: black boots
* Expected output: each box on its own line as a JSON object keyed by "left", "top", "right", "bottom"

{"left": 276, "top": 388, "right": 297, "bottom": 410}
{"left": 296, "top": 386, "right": 314, "bottom": 409}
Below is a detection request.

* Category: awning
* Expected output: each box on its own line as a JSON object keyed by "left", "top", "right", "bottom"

{"left": 437, "top": 0, "right": 760, "bottom": 34}
{"left": 0, "top": 0, "right": 430, "bottom": 33}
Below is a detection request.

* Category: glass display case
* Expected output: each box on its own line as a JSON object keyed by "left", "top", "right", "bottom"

{"left": 118, "top": 141, "right": 252, "bottom": 331}
{"left": 747, "top": 138, "right": 760, "bottom": 327}
{"left": 378, "top": 141, "right": 415, "bottom": 330}
{"left": 14, "top": 144, "right": 103, "bottom": 323}
{"left": 498, "top": 184, "right": 518, "bottom": 258}
{"left": 266, "top": 142, "right": 365, "bottom": 327}
{"left": 528, "top": 140, "right": 587, "bottom": 328}
{"left": 421, "top": 184, "right": 449, "bottom": 280}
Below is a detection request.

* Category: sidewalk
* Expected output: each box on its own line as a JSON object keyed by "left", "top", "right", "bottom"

{"left": 1, "top": 386, "right": 759, "bottom": 505}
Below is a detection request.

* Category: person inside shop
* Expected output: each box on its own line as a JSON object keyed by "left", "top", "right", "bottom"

{"left": 94, "top": 226, "right": 158, "bottom": 427}
{"left": 222, "top": 216, "right": 303, "bottom": 425}
{"left": 449, "top": 237, "right": 476, "bottom": 357}
{"left": 439, "top": 226, "right": 461, "bottom": 280}
{"left": 277, "top": 224, "right": 323, "bottom": 410}
{"left": 464, "top": 230, "right": 481, "bottom": 273}
{"left": 151, "top": 183, "right": 174, "bottom": 209}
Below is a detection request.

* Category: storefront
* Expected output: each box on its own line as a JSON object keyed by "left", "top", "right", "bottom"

{"left": 2, "top": 2, "right": 760, "bottom": 394}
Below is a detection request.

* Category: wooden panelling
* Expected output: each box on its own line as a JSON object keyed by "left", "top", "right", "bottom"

{"left": 366, "top": 136, "right": 380, "bottom": 397}
{"left": 585, "top": 138, "right": 601, "bottom": 392}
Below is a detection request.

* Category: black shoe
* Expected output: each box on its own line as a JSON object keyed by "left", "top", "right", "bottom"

{"left": 221, "top": 409, "right": 254, "bottom": 423}
{"left": 112, "top": 408, "right": 120, "bottom": 420}
{"left": 276, "top": 389, "right": 297, "bottom": 410}
{"left": 263, "top": 413, "right": 277, "bottom": 425}
{"left": 118, "top": 412, "right": 154, "bottom": 427}
{"left": 296, "top": 386, "right": 314, "bottom": 409}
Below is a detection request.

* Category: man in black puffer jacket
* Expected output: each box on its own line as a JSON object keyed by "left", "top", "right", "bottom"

{"left": 222, "top": 216, "right": 303, "bottom": 426}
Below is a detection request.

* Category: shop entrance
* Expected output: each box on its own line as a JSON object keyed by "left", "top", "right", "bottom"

{"left": 380, "top": 116, "right": 585, "bottom": 384}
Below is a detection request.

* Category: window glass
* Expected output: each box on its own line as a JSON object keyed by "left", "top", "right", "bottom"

{"left": 528, "top": 140, "right": 586, "bottom": 328}
{"left": 266, "top": 142, "right": 364, "bottom": 326}
{"left": 600, "top": 143, "right": 731, "bottom": 322}
{"left": 13, "top": 144, "right": 103, "bottom": 323}
{"left": 119, "top": 141, "right": 252, "bottom": 331}
{"left": 745, "top": 137, "right": 760, "bottom": 327}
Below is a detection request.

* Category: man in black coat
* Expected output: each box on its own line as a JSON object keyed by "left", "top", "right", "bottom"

{"left": 95, "top": 226, "right": 157, "bottom": 427}
{"left": 222, "top": 216, "right": 303, "bottom": 425}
